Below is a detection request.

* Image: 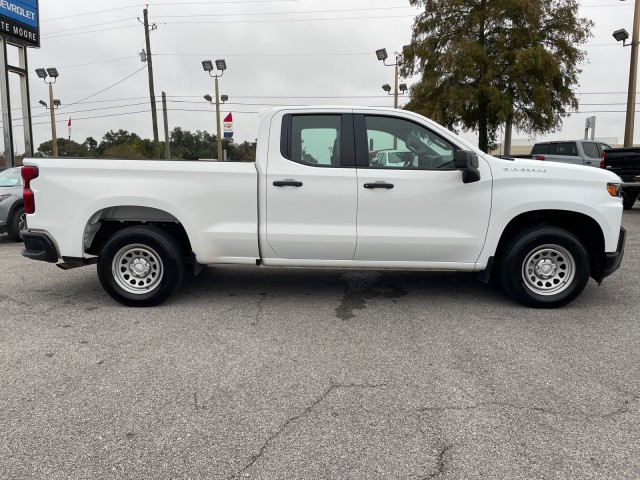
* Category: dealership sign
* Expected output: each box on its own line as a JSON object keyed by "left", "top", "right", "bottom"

{"left": 0, "top": 0, "right": 39, "bottom": 47}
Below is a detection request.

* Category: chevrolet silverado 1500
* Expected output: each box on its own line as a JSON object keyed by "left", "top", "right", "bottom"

{"left": 20, "top": 107, "right": 626, "bottom": 308}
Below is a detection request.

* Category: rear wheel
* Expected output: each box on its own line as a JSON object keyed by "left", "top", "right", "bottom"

{"left": 498, "top": 226, "right": 590, "bottom": 308}
{"left": 7, "top": 206, "right": 25, "bottom": 242}
{"left": 97, "top": 226, "right": 185, "bottom": 307}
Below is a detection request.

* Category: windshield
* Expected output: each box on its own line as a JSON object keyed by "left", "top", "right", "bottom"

{"left": 0, "top": 168, "right": 23, "bottom": 187}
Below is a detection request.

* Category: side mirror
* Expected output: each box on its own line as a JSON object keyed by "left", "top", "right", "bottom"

{"left": 454, "top": 150, "right": 481, "bottom": 184}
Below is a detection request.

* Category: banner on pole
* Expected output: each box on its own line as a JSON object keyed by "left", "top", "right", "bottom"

{"left": 223, "top": 113, "right": 233, "bottom": 138}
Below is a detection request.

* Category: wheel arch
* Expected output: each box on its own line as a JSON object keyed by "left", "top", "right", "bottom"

{"left": 493, "top": 210, "right": 606, "bottom": 282}
{"left": 7, "top": 198, "right": 24, "bottom": 221}
{"left": 83, "top": 205, "right": 193, "bottom": 260}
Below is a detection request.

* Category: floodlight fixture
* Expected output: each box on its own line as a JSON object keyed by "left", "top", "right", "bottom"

{"left": 46, "top": 68, "right": 59, "bottom": 78}
{"left": 375, "top": 48, "right": 388, "bottom": 61}
{"left": 399, "top": 83, "right": 408, "bottom": 93}
{"left": 202, "top": 60, "right": 214, "bottom": 72}
{"left": 38, "top": 100, "right": 47, "bottom": 107}
{"left": 215, "top": 59, "right": 227, "bottom": 71}
{"left": 35, "top": 68, "right": 47, "bottom": 79}
{"left": 613, "top": 28, "right": 630, "bottom": 43}
{"left": 53, "top": 99, "right": 61, "bottom": 107}
{"left": 221, "top": 94, "right": 228, "bottom": 103}
{"left": 204, "top": 94, "right": 213, "bottom": 102}
{"left": 382, "top": 83, "right": 392, "bottom": 93}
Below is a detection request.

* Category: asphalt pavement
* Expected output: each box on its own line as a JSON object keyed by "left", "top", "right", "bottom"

{"left": 1, "top": 211, "right": 639, "bottom": 479}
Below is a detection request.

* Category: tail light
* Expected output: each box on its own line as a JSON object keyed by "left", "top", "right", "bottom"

{"left": 534, "top": 156, "right": 545, "bottom": 161}
{"left": 22, "top": 165, "right": 39, "bottom": 214}
{"left": 600, "top": 151, "right": 606, "bottom": 169}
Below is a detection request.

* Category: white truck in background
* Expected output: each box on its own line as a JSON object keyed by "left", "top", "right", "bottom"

{"left": 20, "top": 106, "right": 625, "bottom": 308}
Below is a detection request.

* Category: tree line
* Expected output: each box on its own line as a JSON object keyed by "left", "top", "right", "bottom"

{"left": 35, "top": 127, "right": 257, "bottom": 161}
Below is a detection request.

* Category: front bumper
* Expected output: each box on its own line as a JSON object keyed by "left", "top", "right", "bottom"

{"left": 602, "top": 227, "right": 626, "bottom": 279}
{"left": 21, "top": 231, "right": 59, "bottom": 263}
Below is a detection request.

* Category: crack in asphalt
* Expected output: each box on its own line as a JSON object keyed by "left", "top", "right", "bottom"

{"left": 418, "top": 393, "right": 640, "bottom": 419}
{"left": 232, "top": 382, "right": 388, "bottom": 478}
{"left": 251, "top": 298, "right": 265, "bottom": 326}
{"left": 423, "top": 444, "right": 453, "bottom": 479}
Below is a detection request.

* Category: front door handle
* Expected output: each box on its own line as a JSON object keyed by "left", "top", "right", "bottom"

{"left": 364, "top": 182, "right": 394, "bottom": 189}
{"left": 273, "top": 180, "right": 303, "bottom": 187}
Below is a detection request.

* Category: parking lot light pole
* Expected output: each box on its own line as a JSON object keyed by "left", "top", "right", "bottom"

{"left": 202, "top": 59, "right": 227, "bottom": 161}
{"left": 615, "top": 0, "right": 640, "bottom": 147}
{"left": 36, "top": 68, "right": 60, "bottom": 157}
{"left": 375, "top": 48, "right": 402, "bottom": 109}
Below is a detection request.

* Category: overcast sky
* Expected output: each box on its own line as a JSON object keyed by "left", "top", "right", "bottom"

{"left": 0, "top": 0, "right": 637, "bottom": 155}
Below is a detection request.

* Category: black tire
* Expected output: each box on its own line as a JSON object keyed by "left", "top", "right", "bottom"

{"left": 622, "top": 191, "right": 636, "bottom": 210}
{"left": 97, "top": 226, "right": 185, "bottom": 307}
{"left": 7, "top": 205, "right": 25, "bottom": 243}
{"left": 497, "top": 226, "right": 590, "bottom": 308}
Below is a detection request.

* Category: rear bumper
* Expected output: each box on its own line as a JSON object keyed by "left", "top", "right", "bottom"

{"left": 21, "top": 231, "right": 59, "bottom": 263}
{"left": 602, "top": 227, "right": 626, "bottom": 279}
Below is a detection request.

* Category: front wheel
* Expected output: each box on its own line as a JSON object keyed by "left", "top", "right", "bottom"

{"left": 97, "top": 226, "right": 185, "bottom": 307}
{"left": 497, "top": 226, "right": 590, "bottom": 308}
{"left": 622, "top": 190, "right": 636, "bottom": 210}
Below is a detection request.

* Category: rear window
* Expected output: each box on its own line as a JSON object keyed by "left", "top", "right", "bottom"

{"left": 531, "top": 144, "right": 549, "bottom": 155}
{"left": 548, "top": 142, "right": 577, "bottom": 156}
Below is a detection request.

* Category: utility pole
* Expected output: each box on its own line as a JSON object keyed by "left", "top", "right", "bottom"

{"left": 142, "top": 8, "right": 160, "bottom": 158}
{"left": 162, "top": 91, "right": 170, "bottom": 160}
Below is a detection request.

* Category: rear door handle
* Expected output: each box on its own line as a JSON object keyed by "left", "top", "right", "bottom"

{"left": 273, "top": 180, "right": 303, "bottom": 187}
{"left": 364, "top": 182, "right": 394, "bottom": 189}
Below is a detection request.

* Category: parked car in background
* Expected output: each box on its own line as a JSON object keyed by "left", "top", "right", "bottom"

{"left": 371, "top": 150, "right": 414, "bottom": 167}
{"left": 529, "top": 140, "right": 611, "bottom": 167}
{"left": 0, "top": 167, "right": 26, "bottom": 242}
{"left": 601, "top": 147, "right": 640, "bottom": 210}
{"left": 502, "top": 140, "right": 611, "bottom": 167}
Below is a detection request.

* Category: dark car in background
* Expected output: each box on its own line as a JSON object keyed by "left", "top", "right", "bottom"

{"left": 0, "top": 167, "right": 25, "bottom": 242}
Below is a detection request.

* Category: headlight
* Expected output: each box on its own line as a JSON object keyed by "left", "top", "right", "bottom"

{"left": 607, "top": 183, "right": 622, "bottom": 197}
{"left": 0, "top": 194, "right": 12, "bottom": 203}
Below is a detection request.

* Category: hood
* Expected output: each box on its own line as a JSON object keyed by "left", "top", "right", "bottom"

{"left": 0, "top": 185, "right": 23, "bottom": 197}
{"left": 485, "top": 154, "right": 623, "bottom": 183}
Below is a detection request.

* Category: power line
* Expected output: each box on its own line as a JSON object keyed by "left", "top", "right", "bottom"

{"left": 42, "top": 25, "right": 140, "bottom": 40}
{"left": 153, "top": 5, "right": 413, "bottom": 18}
{"left": 40, "top": 0, "right": 309, "bottom": 23}
{"left": 27, "top": 66, "right": 148, "bottom": 122}
{"left": 42, "top": 5, "right": 143, "bottom": 23}
{"left": 164, "top": 13, "right": 414, "bottom": 25}
{"left": 155, "top": 52, "right": 372, "bottom": 57}
{"left": 45, "top": 57, "right": 139, "bottom": 70}
{"left": 42, "top": 18, "right": 138, "bottom": 36}
{"left": 42, "top": 13, "right": 413, "bottom": 39}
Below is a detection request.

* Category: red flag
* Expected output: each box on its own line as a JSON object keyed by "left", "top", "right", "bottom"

{"left": 68, "top": 117, "right": 71, "bottom": 140}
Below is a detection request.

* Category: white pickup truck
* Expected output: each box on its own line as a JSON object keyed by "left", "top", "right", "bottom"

{"left": 20, "top": 106, "right": 626, "bottom": 308}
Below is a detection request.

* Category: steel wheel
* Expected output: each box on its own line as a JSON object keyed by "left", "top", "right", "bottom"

{"left": 97, "top": 226, "right": 185, "bottom": 307}
{"left": 498, "top": 226, "right": 590, "bottom": 308}
{"left": 521, "top": 244, "right": 576, "bottom": 296}
{"left": 112, "top": 243, "right": 164, "bottom": 295}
